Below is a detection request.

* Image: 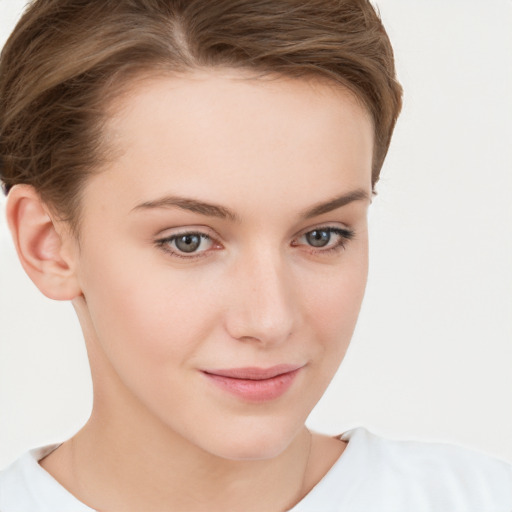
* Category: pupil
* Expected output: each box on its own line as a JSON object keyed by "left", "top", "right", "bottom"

{"left": 176, "top": 234, "right": 201, "bottom": 253}
{"left": 306, "top": 230, "right": 330, "bottom": 247}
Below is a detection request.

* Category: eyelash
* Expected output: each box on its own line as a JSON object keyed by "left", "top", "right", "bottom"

{"left": 155, "top": 226, "right": 355, "bottom": 260}
{"left": 155, "top": 232, "right": 217, "bottom": 260}
{"left": 293, "top": 227, "right": 355, "bottom": 255}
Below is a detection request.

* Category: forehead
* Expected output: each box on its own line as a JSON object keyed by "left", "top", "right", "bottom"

{"left": 85, "top": 69, "right": 373, "bottom": 220}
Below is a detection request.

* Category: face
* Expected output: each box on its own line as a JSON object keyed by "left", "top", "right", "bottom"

{"left": 71, "top": 69, "right": 373, "bottom": 460}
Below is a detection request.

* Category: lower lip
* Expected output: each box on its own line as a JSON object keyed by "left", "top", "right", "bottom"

{"left": 202, "top": 368, "right": 301, "bottom": 402}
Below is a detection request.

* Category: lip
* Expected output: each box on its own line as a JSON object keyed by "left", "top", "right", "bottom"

{"left": 201, "top": 364, "right": 303, "bottom": 402}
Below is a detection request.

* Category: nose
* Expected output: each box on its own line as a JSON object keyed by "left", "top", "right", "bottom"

{"left": 224, "top": 247, "right": 297, "bottom": 346}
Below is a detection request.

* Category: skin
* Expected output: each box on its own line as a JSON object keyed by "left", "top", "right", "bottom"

{"left": 10, "top": 69, "right": 374, "bottom": 511}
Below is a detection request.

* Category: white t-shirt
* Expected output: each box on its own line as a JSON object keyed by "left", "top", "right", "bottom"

{"left": 1, "top": 428, "right": 511, "bottom": 511}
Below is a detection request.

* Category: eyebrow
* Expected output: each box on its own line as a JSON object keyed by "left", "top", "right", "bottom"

{"left": 132, "top": 196, "right": 240, "bottom": 221}
{"left": 132, "top": 188, "right": 369, "bottom": 221}
{"left": 300, "top": 188, "right": 370, "bottom": 218}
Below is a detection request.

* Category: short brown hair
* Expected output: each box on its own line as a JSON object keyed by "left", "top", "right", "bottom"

{"left": 0, "top": 0, "right": 402, "bottom": 232}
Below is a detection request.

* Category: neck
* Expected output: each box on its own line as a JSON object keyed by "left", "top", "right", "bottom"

{"left": 42, "top": 395, "right": 313, "bottom": 512}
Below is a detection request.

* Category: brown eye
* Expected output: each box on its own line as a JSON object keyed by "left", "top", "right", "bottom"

{"left": 305, "top": 229, "right": 331, "bottom": 247}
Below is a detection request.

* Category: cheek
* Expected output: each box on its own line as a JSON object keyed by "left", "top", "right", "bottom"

{"left": 300, "top": 245, "right": 369, "bottom": 353}
{"left": 79, "top": 246, "right": 221, "bottom": 370}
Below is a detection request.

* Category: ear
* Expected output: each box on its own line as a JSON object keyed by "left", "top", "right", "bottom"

{"left": 6, "top": 184, "right": 82, "bottom": 300}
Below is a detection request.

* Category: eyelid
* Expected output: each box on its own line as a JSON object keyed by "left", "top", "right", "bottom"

{"left": 315, "top": 220, "right": 351, "bottom": 230}
{"left": 154, "top": 224, "right": 218, "bottom": 239}
{"left": 154, "top": 227, "right": 222, "bottom": 259}
{"left": 292, "top": 225, "right": 355, "bottom": 252}
{"left": 153, "top": 223, "right": 354, "bottom": 260}
{"left": 295, "top": 223, "right": 354, "bottom": 240}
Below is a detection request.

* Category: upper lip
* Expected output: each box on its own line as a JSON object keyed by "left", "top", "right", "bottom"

{"left": 202, "top": 364, "right": 303, "bottom": 380}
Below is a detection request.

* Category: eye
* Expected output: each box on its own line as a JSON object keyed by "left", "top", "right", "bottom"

{"left": 174, "top": 233, "right": 205, "bottom": 253}
{"left": 305, "top": 229, "right": 332, "bottom": 247}
{"left": 155, "top": 231, "right": 217, "bottom": 258}
{"left": 293, "top": 226, "right": 354, "bottom": 253}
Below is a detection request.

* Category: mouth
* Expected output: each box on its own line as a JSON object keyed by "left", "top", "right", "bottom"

{"left": 201, "top": 364, "right": 304, "bottom": 402}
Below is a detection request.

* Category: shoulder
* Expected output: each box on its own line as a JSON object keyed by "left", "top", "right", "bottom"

{"left": 345, "top": 426, "right": 511, "bottom": 468}
{"left": 344, "top": 428, "right": 512, "bottom": 511}
{"left": 293, "top": 428, "right": 512, "bottom": 512}
{"left": 0, "top": 444, "right": 92, "bottom": 512}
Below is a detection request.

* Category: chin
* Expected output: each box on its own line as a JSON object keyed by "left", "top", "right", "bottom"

{"left": 194, "top": 417, "right": 305, "bottom": 461}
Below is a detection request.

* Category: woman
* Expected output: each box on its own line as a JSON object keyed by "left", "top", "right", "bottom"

{"left": 0, "top": 1, "right": 510, "bottom": 510}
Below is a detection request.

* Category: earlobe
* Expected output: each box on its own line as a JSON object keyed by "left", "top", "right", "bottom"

{"left": 6, "top": 184, "right": 82, "bottom": 301}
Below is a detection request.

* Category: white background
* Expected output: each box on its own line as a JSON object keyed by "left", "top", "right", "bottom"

{"left": 1, "top": 0, "right": 511, "bottom": 469}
